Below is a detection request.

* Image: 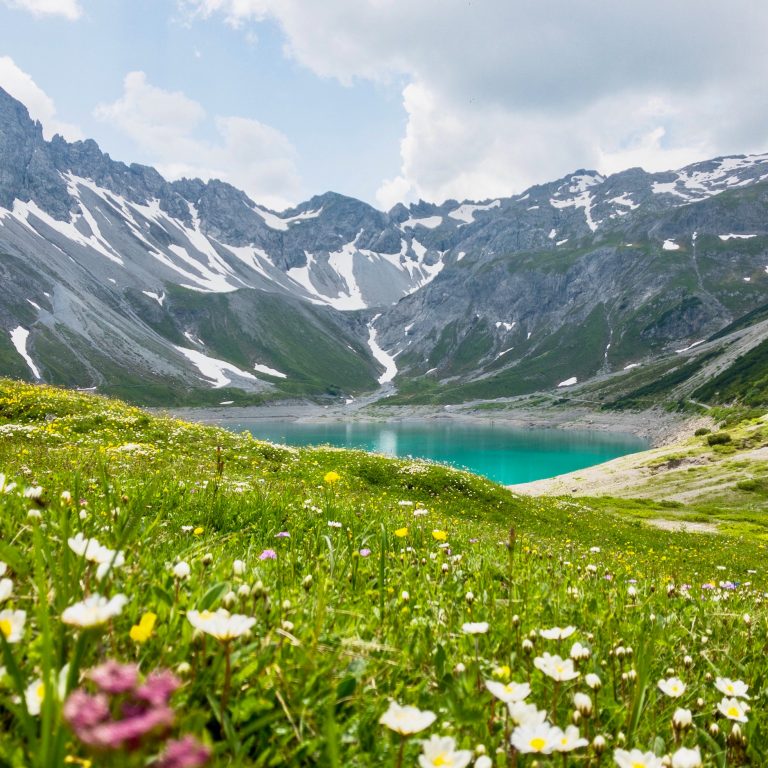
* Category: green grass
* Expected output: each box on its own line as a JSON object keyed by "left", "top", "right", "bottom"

{"left": 0, "top": 380, "right": 766, "bottom": 766}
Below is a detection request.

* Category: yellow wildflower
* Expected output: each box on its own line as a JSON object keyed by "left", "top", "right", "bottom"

{"left": 324, "top": 471, "right": 341, "bottom": 484}
{"left": 432, "top": 530, "right": 448, "bottom": 541}
{"left": 193, "top": 527, "right": 204, "bottom": 535}
{"left": 394, "top": 527, "right": 408, "bottom": 538}
{"left": 129, "top": 612, "right": 157, "bottom": 643}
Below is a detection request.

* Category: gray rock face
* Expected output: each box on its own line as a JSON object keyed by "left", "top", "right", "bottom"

{"left": 1, "top": 84, "right": 768, "bottom": 403}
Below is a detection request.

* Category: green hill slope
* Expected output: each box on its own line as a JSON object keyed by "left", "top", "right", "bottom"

{"left": 0, "top": 380, "right": 765, "bottom": 766}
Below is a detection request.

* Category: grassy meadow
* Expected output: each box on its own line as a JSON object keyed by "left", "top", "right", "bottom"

{"left": 0, "top": 379, "right": 765, "bottom": 766}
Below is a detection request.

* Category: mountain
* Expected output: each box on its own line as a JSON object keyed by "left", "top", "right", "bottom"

{"left": 1, "top": 85, "right": 768, "bottom": 406}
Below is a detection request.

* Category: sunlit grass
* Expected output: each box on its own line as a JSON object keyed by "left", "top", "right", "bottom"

{"left": 0, "top": 379, "right": 765, "bottom": 766}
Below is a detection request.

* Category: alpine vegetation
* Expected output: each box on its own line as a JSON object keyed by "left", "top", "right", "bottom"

{"left": 0, "top": 379, "right": 765, "bottom": 765}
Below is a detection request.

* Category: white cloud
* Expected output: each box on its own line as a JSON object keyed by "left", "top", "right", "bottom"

{"left": 183, "top": 0, "right": 768, "bottom": 205}
{"left": 94, "top": 71, "right": 301, "bottom": 210}
{"left": 2, "top": 0, "right": 82, "bottom": 19}
{"left": 0, "top": 56, "right": 83, "bottom": 140}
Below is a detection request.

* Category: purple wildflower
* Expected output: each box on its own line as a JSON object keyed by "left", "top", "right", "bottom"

{"left": 63, "top": 690, "right": 111, "bottom": 731}
{"left": 89, "top": 661, "right": 139, "bottom": 694}
{"left": 84, "top": 705, "right": 175, "bottom": 750}
{"left": 259, "top": 549, "right": 277, "bottom": 560}
{"left": 135, "top": 670, "right": 180, "bottom": 707}
{"left": 154, "top": 735, "right": 211, "bottom": 768}
{"left": 358, "top": 548, "right": 371, "bottom": 557}
{"left": 469, "top": 538, "right": 479, "bottom": 544}
{"left": 275, "top": 531, "right": 290, "bottom": 538}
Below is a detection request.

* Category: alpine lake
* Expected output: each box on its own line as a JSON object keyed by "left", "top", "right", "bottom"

{"left": 225, "top": 420, "right": 647, "bottom": 485}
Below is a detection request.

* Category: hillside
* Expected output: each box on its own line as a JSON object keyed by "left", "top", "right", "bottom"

{"left": 0, "top": 380, "right": 765, "bottom": 765}
{"left": 2, "top": 85, "right": 768, "bottom": 406}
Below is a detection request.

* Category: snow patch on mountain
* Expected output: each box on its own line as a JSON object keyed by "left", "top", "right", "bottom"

{"left": 663, "top": 239, "right": 680, "bottom": 251}
{"left": 253, "top": 206, "right": 322, "bottom": 231}
{"left": 367, "top": 314, "right": 397, "bottom": 385}
{"left": 10, "top": 327, "right": 41, "bottom": 379}
{"left": 550, "top": 191, "right": 599, "bottom": 232}
{"left": 253, "top": 363, "right": 287, "bottom": 379}
{"left": 9, "top": 198, "right": 126, "bottom": 264}
{"left": 400, "top": 215, "right": 443, "bottom": 230}
{"left": 327, "top": 238, "right": 367, "bottom": 310}
{"left": 448, "top": 200, "right": 500, "bottom": 223}
{"left": 175, "top": 346, "right": 258, "bottom": 388}
{"left": 609, "top": 193, "right": 639, "bottom": 210}
{"left": 142, "top": 290, "right": 165, "bottom": 306}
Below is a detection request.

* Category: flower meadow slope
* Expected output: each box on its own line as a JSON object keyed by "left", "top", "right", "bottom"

{"left": 0, "top": 379, "right": 765, "bottom": 766}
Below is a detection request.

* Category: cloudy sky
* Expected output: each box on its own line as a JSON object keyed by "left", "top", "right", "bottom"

{"left": 1, "top": 0, "right": 767, "bottom": 210}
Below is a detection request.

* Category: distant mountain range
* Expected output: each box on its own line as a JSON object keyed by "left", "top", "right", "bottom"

{"left": 1, "top": 85, "right": 767, "bottom": 406}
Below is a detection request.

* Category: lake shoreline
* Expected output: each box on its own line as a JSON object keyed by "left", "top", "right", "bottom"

{"left": 161, "top": 396, "right": 704, "bottom": 449}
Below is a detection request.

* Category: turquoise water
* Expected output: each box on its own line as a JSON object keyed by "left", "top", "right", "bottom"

{"left": 228, "top": 420, "right": 647, "bottom": 485}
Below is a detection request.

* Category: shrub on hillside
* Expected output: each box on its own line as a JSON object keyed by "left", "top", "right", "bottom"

{"left": 706, "top": 432, "right": 732, "bottom": 446}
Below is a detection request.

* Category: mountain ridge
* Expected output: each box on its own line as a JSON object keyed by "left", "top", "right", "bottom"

{"left": 1, "top": 85, "right": 768, "bottom": 406}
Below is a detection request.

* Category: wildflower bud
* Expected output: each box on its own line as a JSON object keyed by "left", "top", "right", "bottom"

{"left": 474, "top": 757, "right": 492, "bottom": 768}
{"left": 695, "top": 697, "right": 705, "bottom": 710}
{"left": 454, "top": 662, "right": 466, "bottom": 674}
{"left": 282, "top": 620, "right": 294, "bottom": 632}
{"left": 700, "top": 635, "right": 708, "bottom": 645}
{"left": 574, "top": 692, "right": 592, "bottom": 717}
{"left": 512, "top": 614, "right": 520, "bottom": 626}
{"left": 672, "top": 708, "right": 692, "bottom": 731}
{"left": 728, "top": 724, "right": 742, "bottom": 746}
{"left": 704, "top": 672, "right": 712, "bottom": 682}
{"left": 237, "top": 584, "right": 250, "bottom": 598}
{"left": 465, "top": 591, "right": 475, "bottom": 604}
{"left": 282, "top": 599, "right": 291, "bottom": 610}
{"left": 621, "top": 672, "right": 628, "bottom": 682}
{"left": 615, "top": 646, "right": 626, "bottom": 659}
{"left": 586, "top": 632, "right": 594, "bottom": 641}
{"left": 649, "top": 613, "right": 656, "bottom": 622}
{"left": 27, "top": 509, "right": 42, "bottom": 520}
{"left": 572, "top": 710, "right": 582, "bottom": 726}
{"left": 626, "top": 669, "right": 637, "bottom": 682}
{"left": 79, "top": 510, "right": 87, "bottom": 520}
{"left": 522, "top": 639, "right": 534, "bottom": 654}
{"left": 625, "top": 647, "right": 633, "bottom": 657}
{"left": 592, "top": 735, "right": 606, "bottom": 755}
{"left": 173, "top": 561, "right": 191, "bottom": 580}
{"left": 683, "top": 655, "right": 693, "bottom": 668}
{"left": 233, "top": 559, "right": 245, "bottom": 576}
{"left": 176, "top": 661, "right": 192, "bottom": 676}
{"left": 708, "top": 722, "right": 719, "bottom": 736}
{"left": 475, "top": 745, "right": 486, "bottom": 756}
{"left": 223, "top": 590, "right": 237, "bottom": 607}
{"left": 585, "top": 673, "right": 602, "bottom": 690}
{"left": 528, "top": 629, "right": 537, "bottom": 639}
{"left": 202, "top": 553, "right": 213, "bottom": 566}
{"left": 616, "top": 731, "right": 626, "bottom": 746}
{"left": 743, "top": 613, "right": 751, "bottom": 626}
{"left": 252, "top": 580, "right": 266, "bottom": 597}
{"left": 302, "top": 575, "right": 313, "bottom": 591}
{"left": 660, "top": 756, "right": 672, "bottom": 768}
{"left": 61, "top": 490, "right": 72, "bottom": 504}
{"left": 441, "top": 563, "right": 449, "bottom": 573}
{"left": 401, "top": 591, "right": 409, "bottom": 602}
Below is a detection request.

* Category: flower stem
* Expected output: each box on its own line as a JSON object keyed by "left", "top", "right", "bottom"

{"left": 221, "top": 641, "right": 232, "bottom": 714}
{"left": 395, "top": 735, "right": 406, "bottom": 768}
